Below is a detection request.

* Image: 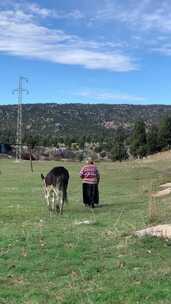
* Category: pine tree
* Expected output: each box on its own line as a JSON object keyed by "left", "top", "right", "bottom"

{"left": 130, "top": 120, "right": 147, "bottom": 158}
{"left": 147, "top": 125, "right": 159, "bottom": 155}
{"left": 158, "top": 116, "right": 171, "bottom": 150}
{"left": 111, "top": 142, "right": 128, "bottom": 162}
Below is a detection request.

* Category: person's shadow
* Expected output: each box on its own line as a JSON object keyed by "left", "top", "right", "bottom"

{"left": 95, "top": 203, "right": 112, "bottom": 208}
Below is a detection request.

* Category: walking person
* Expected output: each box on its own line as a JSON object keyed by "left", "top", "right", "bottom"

{"left": 80, "top": 157, "right": 100, "bottom": 208}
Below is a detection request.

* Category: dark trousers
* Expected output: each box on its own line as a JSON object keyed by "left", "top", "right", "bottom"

{"left": 82, "top": 183, "right": 99, "bottom": 207}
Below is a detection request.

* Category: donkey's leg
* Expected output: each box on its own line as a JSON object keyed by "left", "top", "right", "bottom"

{"left": 59, "top": 190, "right": 64, "bottom": 215}
{"left": 55, "top": 191, "right": 60, "bottom": 213}
{"left": 51, "top": 190, "right": 56, "bottom": 212}
{"left": 46, "top": 188, "right": 51, "bottom": 210}
{"left": 54, "top": 188, "right": 60, "bottom": 213}
{"left": 45, "top": 188, "right": 53, "bottom": 216}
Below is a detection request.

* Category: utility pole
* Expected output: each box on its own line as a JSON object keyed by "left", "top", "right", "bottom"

{"left": 13, "top": 77, "right": 29, "bottom": 162}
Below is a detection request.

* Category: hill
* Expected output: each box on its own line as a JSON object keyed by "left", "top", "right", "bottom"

{"left": 1, "top": 103, "right": 171, "bottom": 143}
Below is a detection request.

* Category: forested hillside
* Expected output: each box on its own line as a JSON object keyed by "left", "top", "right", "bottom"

{"left": 0, "top": 103, "right": 171, "bottom": 144}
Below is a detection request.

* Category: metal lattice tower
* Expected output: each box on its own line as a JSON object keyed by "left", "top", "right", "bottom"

{"left": 13, "top": 77, "right": 29, "bottom": 162}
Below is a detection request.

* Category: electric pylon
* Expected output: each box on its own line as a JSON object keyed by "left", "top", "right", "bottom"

{"left": 13, "top": 77, "right": 29, "bottom": 162}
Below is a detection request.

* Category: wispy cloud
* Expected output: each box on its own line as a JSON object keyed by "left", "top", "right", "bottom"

{"left": 3, "top": 1, "right": 84, "bottom": 20}
{"left": 75, "top": 89, "right": 146, "bottom": 102}
{"left": 0, "top": 2, "right": 136, "bottom": 72}
{"left": 94, "top": 0, "right": 171, "bottom": 33}
{"left": 90, "top": 0, "right": 171, "bottom": 57}
{"left": 25, "top": 3, "right": 84, "bottom": 20}
{"left": 152, "top": 45, "right": 171, "bottom": 56}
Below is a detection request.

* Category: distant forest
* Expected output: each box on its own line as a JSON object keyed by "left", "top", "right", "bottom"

{"left": 1, "top": 103, "right": 171, "bottom": 160}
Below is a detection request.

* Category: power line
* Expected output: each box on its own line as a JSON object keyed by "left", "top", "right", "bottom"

{"left": 13, "top": 77, "right": 29, "bottom": 162}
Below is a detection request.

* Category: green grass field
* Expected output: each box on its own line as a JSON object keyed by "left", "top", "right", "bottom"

{"left": 1, "top": 158, "right": 171, "bottom": 304}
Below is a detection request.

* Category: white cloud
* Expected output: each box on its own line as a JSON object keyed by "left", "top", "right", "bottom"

{"left": 0, "top": 3, "right": 137, "bottom": 72}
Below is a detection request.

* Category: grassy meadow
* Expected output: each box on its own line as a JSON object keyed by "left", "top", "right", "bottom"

{"left": 1, "top": 157, "right": 171, "bottom": 303}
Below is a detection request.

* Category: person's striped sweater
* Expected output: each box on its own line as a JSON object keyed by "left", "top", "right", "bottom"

{"left": 80, "top": 164, "right": 100, "bottom": 184}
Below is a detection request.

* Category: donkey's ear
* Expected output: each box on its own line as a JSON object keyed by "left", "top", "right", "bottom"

{"left": 41, "top": 173, "right": 45, "bottom": 180}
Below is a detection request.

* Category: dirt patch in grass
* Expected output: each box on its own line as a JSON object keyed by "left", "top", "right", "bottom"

{"left": 160, "top": 182, "right": 171, "bottom": 188}
{"left": 151, "top": 188, "right": 171, "bottom": 198}
{"left": 135, "top": 224, "right": 171, "bottom": 239}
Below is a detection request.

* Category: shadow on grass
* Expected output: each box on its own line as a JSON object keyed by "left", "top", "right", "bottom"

{"left": 95, "top": 203, "right": 113, "bottom": 208}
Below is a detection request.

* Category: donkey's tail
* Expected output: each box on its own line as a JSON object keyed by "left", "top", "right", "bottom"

{"left": 63, "top": 185, "right": 68, "bottom": 203}
{"left": 60, "top": 182, "right": 68, "bottom": 203}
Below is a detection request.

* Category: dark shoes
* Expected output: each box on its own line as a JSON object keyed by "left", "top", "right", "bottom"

{"left": 84, "top": 203, "right": 95, "bottom": 208}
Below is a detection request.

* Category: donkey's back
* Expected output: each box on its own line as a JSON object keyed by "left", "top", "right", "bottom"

{"left": 45, "top": 166, "right": 69, "bottom": 186}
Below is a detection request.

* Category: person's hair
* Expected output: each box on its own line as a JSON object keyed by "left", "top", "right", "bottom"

{"left": 86, "top": 157, "right": 94, "bottom": 164}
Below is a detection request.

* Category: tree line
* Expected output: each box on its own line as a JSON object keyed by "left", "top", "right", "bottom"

{"left": 1, "top": 116, "right": 171, "bottom": 161}
{"left": 112, "top": 116, "right": 171, "bottom": 161}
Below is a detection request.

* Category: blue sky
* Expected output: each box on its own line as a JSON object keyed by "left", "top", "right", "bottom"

{"left": 1, "top": 0, "right": 171, "bottom": 105}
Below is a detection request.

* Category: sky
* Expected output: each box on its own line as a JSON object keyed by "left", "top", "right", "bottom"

{"left": 1, "top": 0, "right": 171, "bottom": 105}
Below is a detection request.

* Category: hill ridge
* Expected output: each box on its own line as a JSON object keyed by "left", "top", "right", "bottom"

{"left": 0, "top": 103, "right": 171, "bottom": 142}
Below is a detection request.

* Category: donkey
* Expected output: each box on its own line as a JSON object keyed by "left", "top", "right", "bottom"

{"left": 41, "top": 166, "right": 69, "bottom": 215}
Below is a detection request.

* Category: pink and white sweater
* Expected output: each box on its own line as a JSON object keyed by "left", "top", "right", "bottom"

{"left": 80, "top": 164, "right": 100, "bottom": 184}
